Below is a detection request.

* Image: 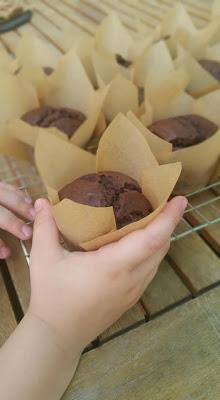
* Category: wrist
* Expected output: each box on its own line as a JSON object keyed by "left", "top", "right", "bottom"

{"left": 25, "top": 308, "right": 84, "bottom": 359}
{"left": 0, "top": 312, "right": 82, "bottom": 400}
{"left": 28, "top": 298, "right": 89, "bottom": 352}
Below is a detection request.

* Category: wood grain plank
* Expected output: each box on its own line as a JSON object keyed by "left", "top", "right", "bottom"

{"left": 0, "top": 267, "right": 16, "bottom": 346}
{"left": 28, "top": 9, "right": 67, "bottom": 52}
{"left": 100, "top": 0, "right": 156, "bottom": 29}
{"left": 142, "top": 259, "right": 191, "bottom": 316}
{"left": 44, "top": 0, "right": 95, "bottom": 34}
{"left": 62, "top": 286, "right": 220, "bottom": 400}
{"left": 120, "top": 0, "right": 164, "bottom": 22}
{"left": 35, "top": 0, "right": 84, "bottom": 34}
{"left": 63, "top": 0, "right": 100, "bottom": 24}
{"left": 2, "top": 233, "right": 30, "bottom": 313}
{"left": 79, "top": 0, "right": 106, "bottom": 22}
{"left": 0, "top": 31, "right": 20, "bottom": 55}
{"left": 99, "top": 302, "right": 145, "bottom": 342}
{"left": 148, "top": 0, "right": 209, "bottom": 27}
{"left": 17, "top": 22, "right": 62, "bottom": 57}
{"left": 168, "top": 227, "right": 220, "bottom": 294}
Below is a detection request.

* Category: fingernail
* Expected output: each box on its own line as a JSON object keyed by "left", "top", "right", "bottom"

{"left": 0, "top": 247, "right": 10, "bottom": 258}
{"left": 24, "top": 196, "right": 33, "bottom": 204}
{"left": 21, "top": 224, "right": 33, "bottom": 238}
{"left": 35, "top": 199, "right": 43, "bottom": 212}
{"left": 29, "top": 207, "right": 36, "bottom": 219}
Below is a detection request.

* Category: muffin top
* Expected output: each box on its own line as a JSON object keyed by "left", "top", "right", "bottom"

{"left": 59, "top": 171, "right": 153, "bottom": 228}
{"left": 22, "top": 106, "right": 86, "bottom": 138}
{"left": 149, "top": 114, "right": 218, "bottom": 150}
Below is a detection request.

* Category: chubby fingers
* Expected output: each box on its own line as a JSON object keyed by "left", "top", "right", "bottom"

{"left": 101, "top": 196, "right": 187, "bottom": 269}
{"left": 0, "top": 182, "right": 35, "bottom": 221}
{"left": 0, "top": 205, "right": 33, "bottom": 240}
{"left": 30, "top": 198, "right": 62, "bottom": 265}
{"left": 0, "top": 238, "right": 11, "bottom": 259}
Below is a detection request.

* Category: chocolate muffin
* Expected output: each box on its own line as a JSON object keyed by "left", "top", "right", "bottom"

{"left": 138, "top": 87, "right": 145, "bottom": 105}
{"left": 43, "top": 66, "right": 54, "bottom": 75}
{"left": 199, "top": 59, "right": 220, "bottom": 81}
{"left": 59, "top": 171, "right": 153, "bottom": 228}
{"left": 15, "top": 66, "right": 54, "bottom": 76}
{"left": 115, "top": 54, "right": 132, "bottom": 68}
{"left": 149, "top": 114, "right": 218, "bottom": 150}
{"left": 22, "top": 106, "right": 86, "bottom": 138}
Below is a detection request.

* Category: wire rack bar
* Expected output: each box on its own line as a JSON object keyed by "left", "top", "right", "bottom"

{"left": 0, "top": 156, "right": 219, "bottom": 263}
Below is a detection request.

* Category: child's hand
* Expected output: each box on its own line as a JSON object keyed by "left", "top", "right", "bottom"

{"left": 28, "top": 196, "right": 187, "bottom": 353}
{"left": 0, "top": 182, "right": 35, "bottom": 258}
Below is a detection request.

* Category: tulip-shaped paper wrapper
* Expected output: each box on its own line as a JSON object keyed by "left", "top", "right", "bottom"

{"left": 130, "top": 66, "right": 220, "bottom": 193}
{"left": 0, "top": 69, "right": 39, "bottom": 160}
{"left": 12, "top": 32, "right": 60, "bottom": 100}
{"left": 9, "top": 50, "right": 107, "bottom": 148}
{"left": 35, "top": 113, "right": 181, "bottom": 251}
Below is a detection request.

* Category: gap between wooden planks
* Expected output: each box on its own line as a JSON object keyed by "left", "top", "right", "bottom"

{"left": 0, "top": 262, "right": 17, "bottom": 346}
{"left": 62, "top": 285, "right": 220, "bottom": 400}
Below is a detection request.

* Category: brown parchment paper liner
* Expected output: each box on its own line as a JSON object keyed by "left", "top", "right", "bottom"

{"left": 12, "top": 32, "right": 60, "bottom": 100}
{"left": 101, "top": 74, "right": 139, "bottom": 122}
{"left": 160, "top": 3, "right": 196, "bottom": 39}
{"left": 0, "top": 69, "right": 39, "bottom": 122}
{"left": 92, "top": 12, "right": 158, "bottom": 89}
{"left": 35, "top": 113, "right": 181, "bottom": 251}
{"left": 0, "top": 51, "right": 13, "bottom": 73}
{"left": 14, "top": 32, "right": 59, "bottom": 70}
{"left": 145, "top": 67, "right": 192, "bottom": 122}
{"left": 206, "top": 42, "right": 220, "bottom": 62}
{"left": 175, "top": 46, "right": 220, "bottom": 97}
{"left": 64, "top": 35, "right": 97, "bottom": 87}
{"left": 0, "top": 123, "right": 31, "bottom": 161}
{"left": 139, "top": 72, "right": 220, "bottom": 193}
{"left": 212, "top": 0, "right": 220, "bottom": 18}
{"left": 9, "top": 51, "right": 108, "bottom": 148}
{"left": 91, "top": 47, "right": 134, "bottom": 87}
{"left": 94, "top": 13, "right": 134, "bottom": 61}
{"left": 133, "top": 40, "right": 174, "bottom": 88}
{"left": 159, "top": 3, "right": 220, "bottom": 59}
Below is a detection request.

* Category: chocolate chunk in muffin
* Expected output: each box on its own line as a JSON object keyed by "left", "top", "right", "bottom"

{"left": 149, "top": 114, "right": 218, "bottom": 150}
{"left": 22, "top": 106, "right": 86, "bottom": 138}
{"left": 115, "top": 54, "right": 132, "bottom": 68}
{"left": 199, "top": 59, "right": 220, "bottom": 81}
{"left": 59, "top": 171, "right": 153, "bottom": 228}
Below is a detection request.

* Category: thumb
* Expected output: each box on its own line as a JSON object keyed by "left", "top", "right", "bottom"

{"left": 31, "top": 198, "right": 62, "bottom": 262}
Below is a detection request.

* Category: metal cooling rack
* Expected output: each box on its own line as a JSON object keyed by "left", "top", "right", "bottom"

{"left": 0, "top": 156, "right": 219, "bottom": 264}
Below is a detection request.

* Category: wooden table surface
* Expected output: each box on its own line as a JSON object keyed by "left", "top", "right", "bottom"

{"left": 0, "top": 1, "right": 220, "bottom": 399}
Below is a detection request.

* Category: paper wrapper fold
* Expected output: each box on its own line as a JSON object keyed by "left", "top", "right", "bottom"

{"left": 12, "top": 32, "right": 60, "bottom": 100}
{"left": 160, "top": 3, "right": 196, "bottom": 38}
{"left": 10, "top": 51, "right": 108, "bottom": 148}
{"left": 159, "top": 4, "right": 220, "bottom": 60}
{"left": 92, "top": 47, "right": 134, "bottom": 87}
{"left": 141, "top": 78, "right": 220, "bottom": 193}
{"left": 94, "top": 13, "right": 133, "bottom": 60}
{"left": 133, "top": 40, "right": 174, "bottom": 88}
{"left": 175, "top": 47, "right": 220, "bottom": 97}
{"left": 145, "top": 67, "right": 192, "bottom": 121}
{"left": 0, "top": 70, "right": 39, "bottom": 123}
{"left": 0, "top": 123, "right": 31, "bottom": 161}
{"left": 35, "top": 113, "right": 181, "bottom": 251}
{"left": 101, "top": 75, "right": 138, "bottom": 122}
{"left": 0, "top": 51, "right": 13, "bottom": 72}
